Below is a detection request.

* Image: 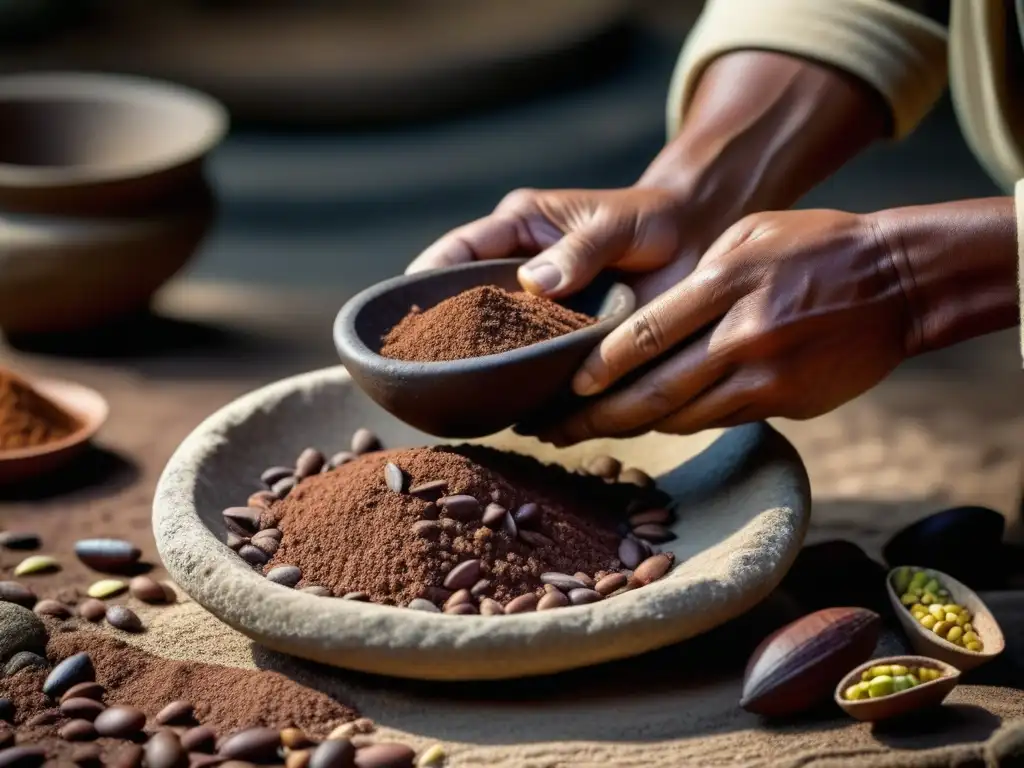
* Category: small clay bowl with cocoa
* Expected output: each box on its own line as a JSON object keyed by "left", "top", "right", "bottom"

{"left": 0, "top": 376, "right": 109, "bottom": 485}
{"left": 154, "top": 365, "right": 812, "bottom": 681}
{"left": 333, "top": 258, "right": 636, "bottom": 437}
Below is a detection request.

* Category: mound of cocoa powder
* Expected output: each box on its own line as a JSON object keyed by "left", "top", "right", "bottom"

{"left": 0, "top": 368, "right": 79, "bottom": 452}
{"left": 2, "top": 626, "right": 357, "bottom": 763}
{"left": 379, "top": 285, "right": 595, "bottom": 362}
{"left": 262, "top": 445, "right": 655, "bottom": 605}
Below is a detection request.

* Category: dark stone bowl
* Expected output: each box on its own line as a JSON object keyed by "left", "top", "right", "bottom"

{"left": 333, "top": 259, "right": 635, "bottom": 438}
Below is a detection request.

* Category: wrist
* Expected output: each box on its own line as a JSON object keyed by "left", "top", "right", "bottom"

{"left": 867, "top": 199, "right": 1019, "bottom": 356}
{"left": 637, "top": 50, "right": 887, "bottom": 218}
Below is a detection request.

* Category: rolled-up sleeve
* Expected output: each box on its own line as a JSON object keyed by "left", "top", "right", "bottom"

{"left": 667, "top": 0, "right": 949, "bottom": 141}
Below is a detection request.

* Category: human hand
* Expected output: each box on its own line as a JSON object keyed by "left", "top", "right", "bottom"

{"left": 406, "top": 186, "right": 711, "bottom": 304}
{"left": 407, "top": 50, "right": 889, "bottom": 304}
{"left": 532, "top": 209, "right": 915, "bottom": 445}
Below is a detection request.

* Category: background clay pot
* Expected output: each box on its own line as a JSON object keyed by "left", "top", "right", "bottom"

{"left": 0, "top": 71, "right": 226, "bottom": 335}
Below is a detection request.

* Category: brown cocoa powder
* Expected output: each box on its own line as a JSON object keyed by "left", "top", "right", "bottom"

{"left": 1, "top": 626, "right": 357, "bottom": 763}
{"left": 263, "top": 445, "right": 652, "bottom": 604}
{"left": 0, "top": 368, "right": 79, "bottom": 451}
{"left": 379, "top": 285, "right": 595, "bottom": 362}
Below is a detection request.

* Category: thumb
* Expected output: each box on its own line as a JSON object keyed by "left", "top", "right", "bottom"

{"left": 517, "top": 224, "right": 629, "bottom": 299}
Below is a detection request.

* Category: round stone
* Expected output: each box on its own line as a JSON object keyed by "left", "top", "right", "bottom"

{"left": 3, "top": 651, "right": 48, "bottom": 677}
{"left": 0, "top": 602, "right": 47, "bottom": 664}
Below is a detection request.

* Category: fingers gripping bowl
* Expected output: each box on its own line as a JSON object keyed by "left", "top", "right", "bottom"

{"left": 154, "top": 366, "right": 811, "bottom": 681}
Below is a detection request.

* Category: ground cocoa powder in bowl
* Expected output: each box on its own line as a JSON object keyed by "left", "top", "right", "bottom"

{"left": 379, "top": 285, "right": 596, "bottom": 362}
{"left": 262, "top": 445, "right": 652, "bottom": 605}
{"left": 0, "top": 368, "right": 79, "bottom": 452}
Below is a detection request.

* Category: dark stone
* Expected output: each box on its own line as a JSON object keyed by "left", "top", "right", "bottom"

{"left": 780, "top": 540, "right": 891, "bottom": 617}
{"left": 4, "top": 652, "right": 48, "bottom": 677}
{"left": 0, "top": 603, "right": 47, "bottom": 665}
{"left": 883, "top": 506, "right": 1006, "bottom": 589}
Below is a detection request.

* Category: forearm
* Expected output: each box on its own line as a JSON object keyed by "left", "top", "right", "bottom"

{"left": 870, "top": 198, "right": 1019, "bottom": 355}
{"left": 637, "top": 50, "right": 888, "bottom": 226}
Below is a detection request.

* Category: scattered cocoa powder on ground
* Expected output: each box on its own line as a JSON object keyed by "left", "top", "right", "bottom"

{"left": 0, "top": 368, "right": 79, "bottom": 451}
{"left": 2, "top": 625, "right": 357, "bottom": 763}
{"left": 379, "top": 285, "right": 595, "bottom": 362}
{"left": 263, "top": 445, "right": 655, "bottom": 604}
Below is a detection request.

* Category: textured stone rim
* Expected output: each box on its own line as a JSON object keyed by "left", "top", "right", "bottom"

{"left": 153, "top": 366, "right": 811, "bottom": 681}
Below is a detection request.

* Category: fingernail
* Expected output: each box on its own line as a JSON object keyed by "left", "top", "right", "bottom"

{"left": 519, "top": 261, "right": 562, "bottom": 294}
{"left": 572, "top": 368, "right": 600, "bottom": 397}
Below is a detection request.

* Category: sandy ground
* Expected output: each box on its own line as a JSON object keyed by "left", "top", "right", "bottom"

{"left": 5, "top": 287, "right": 1023, "bottom": 767}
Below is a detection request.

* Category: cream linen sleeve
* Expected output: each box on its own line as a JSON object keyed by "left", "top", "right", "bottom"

{"left": 667, "top": 0, "right": 948, "bottom": 141}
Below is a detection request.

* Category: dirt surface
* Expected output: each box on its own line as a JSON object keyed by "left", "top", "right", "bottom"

{"left": 2, "top": 281, "right": 1023, "bottom": 767}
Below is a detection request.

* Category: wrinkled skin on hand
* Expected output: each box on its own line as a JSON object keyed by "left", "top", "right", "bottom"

{"left": 407, "top": 51, "right": 890, "bottom": 311}
{"left": 529, "top": 209, "right": 914, "bottom": 445}
{"left": 404, "top": 46, "right": 1017, "bottom": 445}
{"left": 406, "top": 186, "right": 716, "bottom": 306}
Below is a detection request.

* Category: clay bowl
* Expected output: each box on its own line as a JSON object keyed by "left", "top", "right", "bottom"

{"left": 0, "top": 376, "right": 109, "bottom": 485}
{"left": 886, "top": 567, "right": 1004, "bottom": 671}
{"left": 0, "top": 71, "right": 227, "bottom": 213}
{"left": 154, "top": 365, "right": 812, "bottom": 681}
{"left": 333, "top": 258, "right": 636, "bottom": 437}
{"left": 0, "top": 72, "right": 226, "bottom": 334}
{"left": 835, "top": 656, "right": 960, "bottom": 722}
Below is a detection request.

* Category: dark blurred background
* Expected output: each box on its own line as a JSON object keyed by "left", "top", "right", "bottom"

{"left": 0, "top": 0, "right": 996, "bottom": 292}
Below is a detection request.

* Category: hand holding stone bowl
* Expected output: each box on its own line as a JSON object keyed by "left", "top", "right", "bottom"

{"left": 409, "top": 199, "right": 924, "bottom": 446}
{"left": 333, "top": 259, "right": 635, "bottom": 439}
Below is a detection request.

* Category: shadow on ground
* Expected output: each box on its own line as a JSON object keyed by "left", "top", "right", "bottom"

{"left": 243, "top": 519, "right": 1024, "bottom": 751}
{"left": 0, "top": 443, "right": 138, "bottom": 503}
{"left": 249, "top": 591, "right": 801, "bottom": 745}
{"left": 870, "top": 705, "right": 1003, "bottom": 751}
{"left": 3, "top": 307, "right": 335, "bottom": 381}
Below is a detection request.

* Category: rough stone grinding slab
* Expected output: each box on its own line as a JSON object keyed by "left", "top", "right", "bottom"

{"left": 153, "top": 365, "right": 811, "bottom": 681}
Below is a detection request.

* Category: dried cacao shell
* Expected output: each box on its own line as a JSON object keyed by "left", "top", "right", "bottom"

{"left": 740, "top": 607, "right": 880, "bottom": 717}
